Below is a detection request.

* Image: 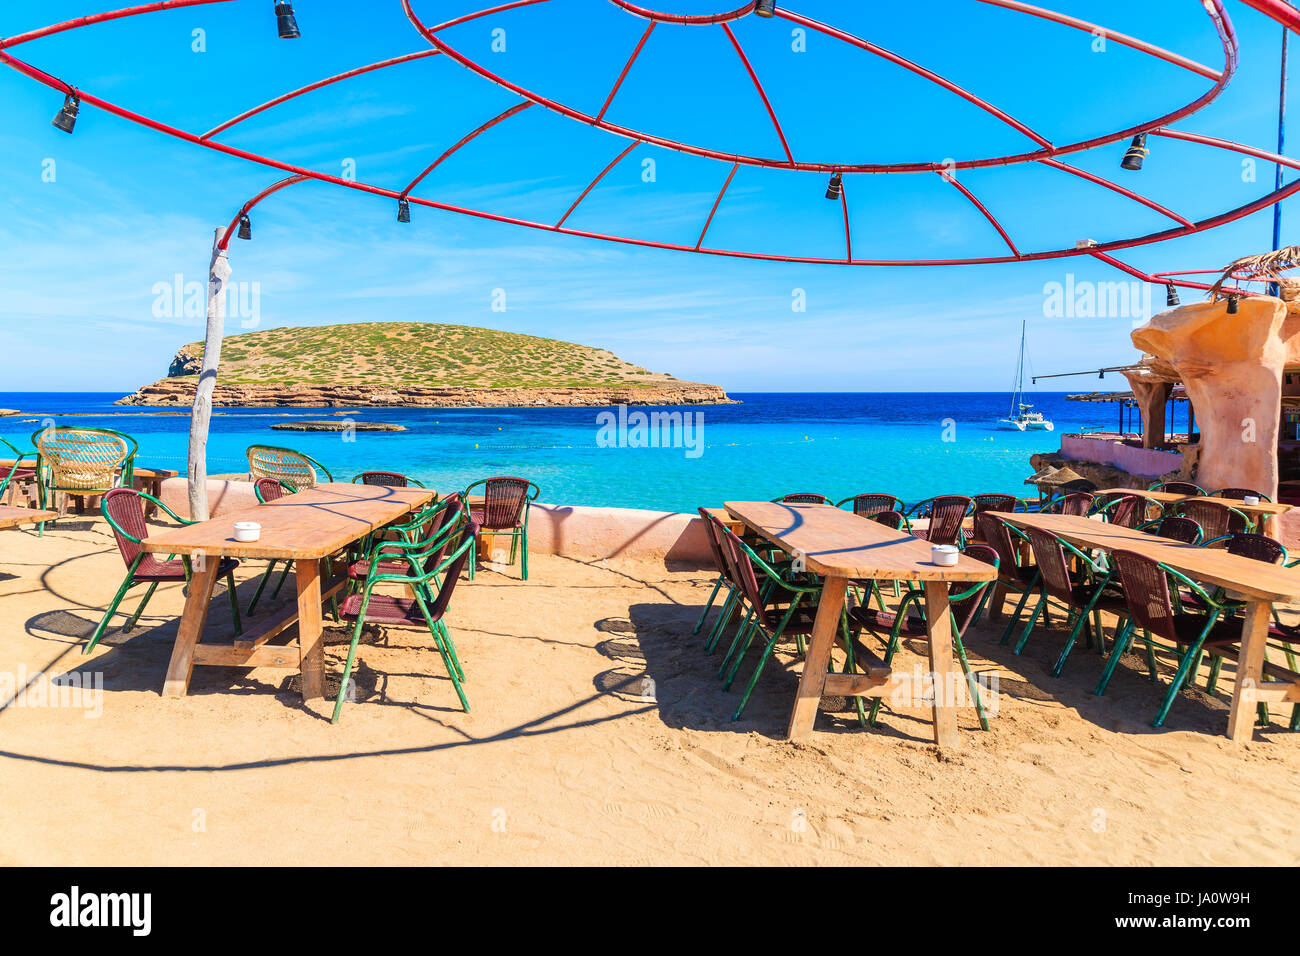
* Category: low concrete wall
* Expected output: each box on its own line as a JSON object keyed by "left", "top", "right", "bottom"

{"left": 157, "top": 477, "right": 712, "bottom": 565}
{"left": 1060, "top": 434, "right": 1184, "bottom": 480}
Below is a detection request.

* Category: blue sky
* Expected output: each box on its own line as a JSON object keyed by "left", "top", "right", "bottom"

{"left": 0, "top": 0, "right": 1295, "bottom": 393}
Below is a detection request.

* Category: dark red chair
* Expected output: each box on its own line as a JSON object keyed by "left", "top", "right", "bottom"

{"left": 353, "top": 470, "right": 426, "bottom": 488}
{"left": 1044, "top": 492, "right": 1095, "bottom": 517}
{"left": 909, "top": 495, "right": 972, "bottom": 548}
{"left": 835, "top": 493, "right": 903, "bottom": 517}
{"left": 87, "top": 488, "right": 241, "bottom": 654}
{"left": 848, "top": 544, "right": 1000, "bottom": 730}
{"left": 334, "top": 519, "right": 477, "bottom": 722}
{"left": 1149, "top": 481, "right": 1206, "bottom": 497}
{"left": 1180, "top": 498, "right": 1251, "bottom": 540}
{"left": 464, "top": 476, "right": 539, "bottom": 580}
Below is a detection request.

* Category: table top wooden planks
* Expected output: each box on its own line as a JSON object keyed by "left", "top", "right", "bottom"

{"left": 142, "top": 482, "right": 435, "bottom": 561}
{"left": 1000, "top": 511, "right": 1300, "bottom": 603}
{"left": 0, "top": 506, "right": 57, "bottom": 530}
{"left": 1097, "top": 488, "right": 1292, "bottom": 520}
{"left": 725, "top": 501, "right": 996, "bottom": 583}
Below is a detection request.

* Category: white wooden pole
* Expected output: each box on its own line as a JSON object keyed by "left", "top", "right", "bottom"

{"left": 187, "top": 228, "right": 230, "bottom": 521}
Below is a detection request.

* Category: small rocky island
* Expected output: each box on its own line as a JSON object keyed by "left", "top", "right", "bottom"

{"left": 117, "top": 322, "right": 735, "bottom": 408}
{"left": 272, "top": 420, "right": 405, "bottom": 432}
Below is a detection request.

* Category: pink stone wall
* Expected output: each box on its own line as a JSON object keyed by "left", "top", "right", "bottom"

{"left": 157, "top": 477, "right": 713, "bottom": 564}
{"left": 1059, "top": 434, "right": 1185, "bottom": 479}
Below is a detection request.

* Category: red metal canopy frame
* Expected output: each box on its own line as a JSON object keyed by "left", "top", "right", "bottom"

{"left": 0, "top": 0, "right": 1298, "bottom": 280}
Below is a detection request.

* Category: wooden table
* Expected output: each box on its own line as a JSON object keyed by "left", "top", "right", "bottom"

{"left": 141, "top": 482, "right": 435, "bottom": 702}
{"left": 0, "top": 505, "right": 57, "bottom": 530}
{"left": 1098, "top": 488, "right": 1292, "bottom": 536}
{"left": 1001, "top": 511, "right": 1300, "bottom": 743}
{"left": 725, "top": 501, "right": 997, "bottom": 747}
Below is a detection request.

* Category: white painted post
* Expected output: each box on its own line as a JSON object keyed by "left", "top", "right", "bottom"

{"left": 187, "top": 228, "right": 231, "bottom": 521}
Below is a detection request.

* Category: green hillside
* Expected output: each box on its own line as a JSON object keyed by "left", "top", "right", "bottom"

{"left": 171, "top": 323, "right": 685, "bottom": 389}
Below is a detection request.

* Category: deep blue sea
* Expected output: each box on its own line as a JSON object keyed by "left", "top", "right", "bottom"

{"left": 0, "top": 392, "right": 1110, "bottom": 513}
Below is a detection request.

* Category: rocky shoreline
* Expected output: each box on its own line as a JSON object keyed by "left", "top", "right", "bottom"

{"left": 116, "top": 378, "right": 737, "bottom": 408}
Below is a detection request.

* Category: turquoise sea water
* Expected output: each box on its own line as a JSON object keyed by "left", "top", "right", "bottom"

{"left": 0, "top": 393, "right": 1111, "bottom": 513}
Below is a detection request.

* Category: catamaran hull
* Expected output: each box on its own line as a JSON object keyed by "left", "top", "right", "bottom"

{"left": 997, "top": 419, "right": 1054, "bottom": 432}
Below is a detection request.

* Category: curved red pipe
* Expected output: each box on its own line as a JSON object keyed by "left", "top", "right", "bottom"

{"left": 1241, "top": 0, "right": 1300, "bottom": 34}
{"left": 400, "top": 101, "right": 533, "bottom": 198}
{"left": 607, "top": 1, "right": 755, "bottom": 25}
{"left": 402, "top": 0, "right": 1236, "bottom": 174}
{"left": 217, "top": 175, "right": 310, "bottom": 251}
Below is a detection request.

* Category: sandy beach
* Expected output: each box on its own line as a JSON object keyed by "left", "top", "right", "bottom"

{"left": 1, "top": 517, "right": 1297, "bottom": 867}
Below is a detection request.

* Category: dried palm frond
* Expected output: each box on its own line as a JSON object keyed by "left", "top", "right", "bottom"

{"left": 1208, "top": 246, "right": 1300, "bottom": 300}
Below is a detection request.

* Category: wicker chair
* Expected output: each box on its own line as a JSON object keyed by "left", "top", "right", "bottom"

{"left": 1137, "top": 514, "right": 1204, "bottom": 545}
{"left": 31, "top": 426, "right": 136, "bottom": 534}
{"left": 907, "top": 495, "right": 972, "bottom": 548}
{"left": 979, "top": 512, "right": 1041, "bottom": 642}
{"left": 1213, "top": 487, "right": 1272, "bottom": 503}
{"left": 1179, "top": 498, "right": 1251, "bottom": 540}
{"left": 246, "top": 444, "right": 333, "bottom": 492}
{"left": 695, "top": 508, "right": 739, "bottom": 642}
{"left": 848, "top": 544, "right": 1000, "bottom": 730}
{"left": 335, "top": 519, "right": 478, "bottom": 722}
{"left": 1149, "top": 480, "right": 1206, "bottom": 497}
{"left": 968, "top": 493, "right": 1020, "bottom": 542}
{"left": 352, "top": 470, "right": 426, "bottom": 488}
{"left": 1008, "top": 526, "right": 1130, "bottom": 677}
{"left": 464, "top": 477, "right": 540, "bottom": 580}
{"left": 836, "top": 493, "right": 904, "bottom": 517}
{"left": 1097, "top": 549, "right": 1239, "bottom": 727}
{"left": 244, "top": 478, "right": 295, "bottom": 614}
{"left": 1041, "top": 491, "right": 1094, "bottom": 517}
{"left": 87, "top": 488, "right": 241, "bottom": 654}
{"left": 1095, "top": 493, "right": 1155, "bottom": 529}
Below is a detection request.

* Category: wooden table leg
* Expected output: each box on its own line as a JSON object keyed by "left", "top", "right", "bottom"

{"left": 1227, "top": 599, "right": 1270, "bottom": 743}
{"left": 297, "top": 558, "right": 325, "bottom": 700}
{"left": 162, "top": 560, "right": 220, "bottom": 697}
{"left": 786, "top": 575, "right": 848, "bottom": 742}
{"left": 923, "top": 580, "right": 959, "bottom": 749}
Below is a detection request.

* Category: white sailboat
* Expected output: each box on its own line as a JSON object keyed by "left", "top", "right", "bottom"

{"left": 998, "top": 320, "right": 1054, "bottom": 432}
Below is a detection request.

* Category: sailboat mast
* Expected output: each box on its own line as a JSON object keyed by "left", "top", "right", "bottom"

{"left": 1010, "top": 320, "right": 1026, "bottom": 416}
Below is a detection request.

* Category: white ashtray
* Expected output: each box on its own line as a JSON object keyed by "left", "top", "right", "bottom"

{"left": 931, "top": 544, "right": 959, "bottom": 567}
{"left": 1243, "top": 496, "right": 1261, "bottom": 506}
{"left": 233, "top": 521, "right": 262, "bottom": 542}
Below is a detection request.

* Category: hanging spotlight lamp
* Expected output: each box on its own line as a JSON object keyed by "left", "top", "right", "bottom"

{"left": 1121, "top": 133, "right": 1149, "bottom": 171}
{"left": 754, "top": 0, "right": 777, "bottom": 17}
{"left": 238, "top": 214, "right": 252, "bottom": 240}
{"left": 51, "top": 92, "right": 79, "bottom": 134}
{"left": 826, "top": 171, "right": 843, "bottom": 201}
{"left": 398, "top": 198, "right": 411, "bottom": 223}
{"left": 1227, "top": 292, "right": 1241, "bottom": 314}
{"left": 1166, "top": 285, "right": 1180, "bottom": 307}
{"left": 276, "top": 2, "right": 300, "bottom": 39}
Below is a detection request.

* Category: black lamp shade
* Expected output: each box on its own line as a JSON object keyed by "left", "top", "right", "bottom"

{"left": 825, "top": 171, "right": 843, "bottom": 201}
{"left": 754, "top": 0, "right": 777, "bottom": 16}
{"left": 1227, "top": 293, "right": 1241, "bottom": 315}
{"left": 397, "top": 199, "right": 411, "bottom": 223}
{"left": 52, "top": 93, "right": 79, "bottom": 134}
{"left": 1166, "top": 285, "right": 1180, "bottom": 307}
{"left": 1121, "top": 133, "right": 1148, "bottom": 171}
{"left": 276, "top": 2, "right": 300, "bottom": 39}
{"left": 238, "top": 215, "right": 252, "bottom": 241}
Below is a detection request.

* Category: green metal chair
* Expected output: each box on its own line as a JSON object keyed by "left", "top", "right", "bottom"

{"left": 1097, "top": 549, "right": 1243, "bottom": 728}
{"left": 1148, "top": 480, "right": 1206, "bottom": 496}
{"left": 333, "top": 519, "right": 477, "bottom": 723}
{"left": 703, "top": 514, "right": 865, "bottom": 725}
{"left": 245, "top": 477, "right": 296, "bottom": 615}
{"left": 1005, "top": 525, "right": 1130, "bottom": 677}
{"left": 848, "top": 544, "right": 1001, "bottom": 731}
{"left": 464, "top": 477, "right": 540, "bottom": 580}
{"left": 352, "top": 470, "right": 427, "bottom": 488}
{"left": 31, "top": 426, "right": 137, "bottom": 534}
{"left": 246, "top": 444, "right": 332, "bottom": 492}
{"left": 88, "top": 487, "right": 241, "bottom": 655}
